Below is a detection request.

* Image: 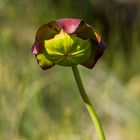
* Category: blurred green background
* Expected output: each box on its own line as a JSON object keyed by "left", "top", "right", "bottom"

{"left": 0, "top": 0, "right": 140, "bottom": 139}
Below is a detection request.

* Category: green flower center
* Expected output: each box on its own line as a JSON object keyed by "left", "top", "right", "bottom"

{"left": 44, "top": 30, "right": 92, "bottom": 66}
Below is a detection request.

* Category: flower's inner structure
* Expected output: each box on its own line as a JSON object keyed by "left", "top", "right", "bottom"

{"left": 44, "top": 30, "right": 91, "bottom": 66}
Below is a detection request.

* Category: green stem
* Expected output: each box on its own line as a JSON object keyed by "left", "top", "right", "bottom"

{"left": 72, "top": 65, "right": 106, "bottom": 140}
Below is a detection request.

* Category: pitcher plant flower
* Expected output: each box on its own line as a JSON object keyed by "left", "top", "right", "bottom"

{"left": 32, "top": 18, "right": 105, "bottom": 70}
{"left": 32, "top": 18, "right": 106, "bottom": 140}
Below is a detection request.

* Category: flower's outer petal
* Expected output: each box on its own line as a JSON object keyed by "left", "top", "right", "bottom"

{"left": 36, "top": 20, "right": 61, "bottom": 42}
{"left": 81, "top": 40, "right": 106, "bottom": 68}
{"left": 74, "top": 21, "right": 106, "bottom": 68}
{"left": 74, "top": 21, "right": 98, "bottom": 41}
{"left": 32, "top": 20, "right": 61, "bottom": 70}
{"left": 32, "top": 21, "right": 61, "bottom": 55}
{"left": 57, "top": 18, "right": 81, "bottom": 34}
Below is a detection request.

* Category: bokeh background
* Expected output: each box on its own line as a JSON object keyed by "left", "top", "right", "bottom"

{"left": 0, "top": 0, "right": 140, "bottom": 139}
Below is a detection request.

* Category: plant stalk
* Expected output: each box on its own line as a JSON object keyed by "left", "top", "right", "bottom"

{"left": 72, "top": 65, "right": 105, "bottom": 140}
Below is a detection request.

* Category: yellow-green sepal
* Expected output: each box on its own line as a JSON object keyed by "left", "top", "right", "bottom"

{"left": 36, "top": 53, "right": 54, "bottom": 70}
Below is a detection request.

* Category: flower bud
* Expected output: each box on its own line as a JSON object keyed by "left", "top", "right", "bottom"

{"left": 32, "top": 18, "right": 106, "bottom": 70}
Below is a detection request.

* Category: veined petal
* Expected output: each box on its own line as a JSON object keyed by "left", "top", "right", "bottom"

{"left": 81, "top": 40, "right": 106, "bottom": 69}
{"left": 36, "top": 20, "right": 61, "bottom": 42}
{"left": 32, "top": 21, "right": 61, "bottom": 55}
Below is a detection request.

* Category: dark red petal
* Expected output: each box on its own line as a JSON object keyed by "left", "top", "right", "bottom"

{"left": 99, "top": 40, "right": 106, "bottom": 53}
{"left": 36, "top": 21, "right": 61, "bottom": 42}
{"left": 81, "top": 40, "right": 106, "bottom": 69}
{"left": 74, "top": 21, "right": 98, "bottom": 41}
{"left": 71, "top": 20, "right": 106, "bottom": 69}
{"left": 57, "top": 18, "right": 81, "bottom": 34}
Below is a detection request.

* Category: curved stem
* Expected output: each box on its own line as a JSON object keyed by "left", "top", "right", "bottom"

{"left": 72, "top": 65, "right": 106, "bottom": 140}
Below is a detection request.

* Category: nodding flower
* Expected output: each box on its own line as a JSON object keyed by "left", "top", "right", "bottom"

{"left": 32, "top": 18, "right": 106, "bottom": 70}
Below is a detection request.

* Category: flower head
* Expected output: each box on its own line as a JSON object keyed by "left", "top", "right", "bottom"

{"left": 32, "top": 18, "right": 106, "bottom": 70}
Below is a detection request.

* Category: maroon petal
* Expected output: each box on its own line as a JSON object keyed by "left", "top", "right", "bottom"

{"left": 72, "top": 20, "right": 106, "bottom": 69}
{"left": 36, "top": 20, "right": 61, "bottom": 42}
{"left": 99, "top": 40, "right": 106, "bottom": 53}
{"left": 57, "top": 18, "right": 81, "bottom": 34}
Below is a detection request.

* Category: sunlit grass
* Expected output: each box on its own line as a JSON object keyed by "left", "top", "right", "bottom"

{"left": 0, "top": 53, "right": 140, "bottom": 139}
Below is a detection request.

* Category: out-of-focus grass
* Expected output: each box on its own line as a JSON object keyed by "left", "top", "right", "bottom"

{"left": 0, "top": 0, "right": 140, "bottom": 140}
